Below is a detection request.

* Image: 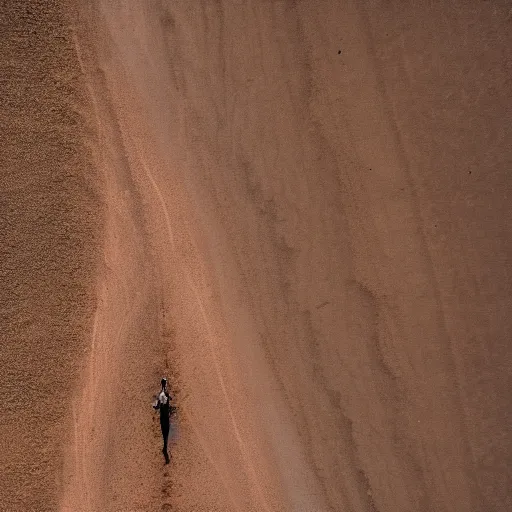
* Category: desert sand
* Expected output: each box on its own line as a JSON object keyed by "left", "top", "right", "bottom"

{"left": 1, "top": 1, "right": 102, "bottom": 510}
{"left": 1, "top": 1, "right": 511, "bottom": 511}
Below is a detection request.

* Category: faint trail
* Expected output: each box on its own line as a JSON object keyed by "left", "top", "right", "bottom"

{"left": 72, "top": 19, "right": 247, "bottom": 512}
{"left": 59, "top": 33, "right": 98, "bottom": 512}
{"left": 63, "top": 292, "right": 134, "bottom": 512}
{"left": 72, "top": 31, "right": 102, "bottom": 161}
{"left": 133, "top": 143, "right": 272, "bottom": 512}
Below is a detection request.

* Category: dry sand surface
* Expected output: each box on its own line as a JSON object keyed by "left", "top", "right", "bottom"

{"left": 1, "top": 1, "right": 512, "bottom": 511}
{"left": 1, "top": 1, "right": 102, "bottom": 510}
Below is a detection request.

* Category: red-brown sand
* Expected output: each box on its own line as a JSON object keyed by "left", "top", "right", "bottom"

{"left": 1, "top": 1, "right": 102, "bottom": 510}
{"left": 2, "top": 1, "right": 512, "bottom": 511}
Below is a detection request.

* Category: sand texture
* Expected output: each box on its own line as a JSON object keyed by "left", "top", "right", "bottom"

{"left": 2, "top": 1, "right": 512, "bottom": 511}
{"left": 0, "top": 1, "right": 102, "bottom": 510}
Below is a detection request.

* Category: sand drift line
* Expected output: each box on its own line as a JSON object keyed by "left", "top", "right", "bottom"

{"left": 135, "top": 145, "right": 272, "bottom": 512}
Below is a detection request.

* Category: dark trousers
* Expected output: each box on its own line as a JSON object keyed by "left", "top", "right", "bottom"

{"left": 160, "top": 418, "right": 170, "bottom": 453}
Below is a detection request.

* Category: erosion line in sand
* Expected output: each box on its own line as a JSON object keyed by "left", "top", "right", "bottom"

{"left": 135, "top": 148, "right": 271, "bottom": 512}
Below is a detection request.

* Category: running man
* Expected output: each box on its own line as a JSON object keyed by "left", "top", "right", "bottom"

{"left": 153, "top": 377, "right": 172, "bottom": 463}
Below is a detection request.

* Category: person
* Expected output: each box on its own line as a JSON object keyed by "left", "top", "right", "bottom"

{"left": 153, "top": 377, "right": 172, "bottom": 463}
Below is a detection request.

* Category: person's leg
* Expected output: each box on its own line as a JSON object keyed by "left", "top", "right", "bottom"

{"left": 161, "top": 419, "right": 170, "bottom": 460}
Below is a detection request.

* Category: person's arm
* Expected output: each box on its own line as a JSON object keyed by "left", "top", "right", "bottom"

{"left": 165, "top": 392, "right": 172, "bottom": 417}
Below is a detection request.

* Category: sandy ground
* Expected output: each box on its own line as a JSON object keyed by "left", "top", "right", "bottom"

{"left": 2, "top": 1, "right": 512, "bottom": 511}
{"left": 0, "top": 1, "right": 102, "bottom": 510}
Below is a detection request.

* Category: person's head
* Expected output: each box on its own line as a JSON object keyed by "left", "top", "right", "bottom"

{"left": 161, "top": 377, "right": 167, "bottom": 389}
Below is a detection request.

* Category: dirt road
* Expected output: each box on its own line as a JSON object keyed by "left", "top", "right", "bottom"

{"left": 2, "top": 1, "right": 511, "bottom": 511}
